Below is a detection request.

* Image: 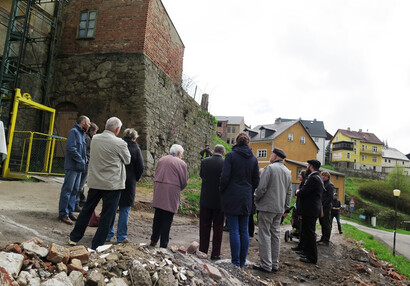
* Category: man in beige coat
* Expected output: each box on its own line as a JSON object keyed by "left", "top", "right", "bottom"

{"left": 253, "top": 148, "right": 292, "bottom": 273}
{"left": 69, "top": 117, "right": 131, "bottom": 250}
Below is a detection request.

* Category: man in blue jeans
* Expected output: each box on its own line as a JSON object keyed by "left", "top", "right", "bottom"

{"left": 58, "top": 115, "right": 90, "bottom": 225}
{"left": 69, "top": 117, "right": 130, "bottom": 250}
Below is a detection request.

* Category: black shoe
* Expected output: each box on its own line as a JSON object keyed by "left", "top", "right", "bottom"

{"left": 291, "top": 246, "right": 302, "bottom": 251}
{"left": 211, "top": 256, "right": 221, "bottom": 260}
{"left": 223, "top": 226, "right": 229, "bottom": 232}
{"left": 299, "top": 257, "right": 316, "bottom": 264}
{"left": 295, "top": 250, "right": 305, "bottom": 255}
{"left": 339, "top": 231, "right": 343, "bottom": 234}
{"left": 74, "top": 205, "right": 82, "bottom": 212}
{"left": 317, "top": 241, "right": 329, "bottom": 246}
{"left": 150, "top": 240, "right": 157, "bottom": 247}
{"left": 253, "top": 264, "right": 271, "bottom": 273}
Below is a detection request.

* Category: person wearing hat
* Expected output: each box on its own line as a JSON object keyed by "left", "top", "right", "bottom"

{"left": 331, "top": 193, "right": 343, "bottom": 234}
{"left": 296, "top": 159, "right": 323, "bottom": 264}
{"left": 318, "top": 171, "right": 335, "bottom": 245}
{"left": 253, "top": 147, "right": 292, "bottom": 273}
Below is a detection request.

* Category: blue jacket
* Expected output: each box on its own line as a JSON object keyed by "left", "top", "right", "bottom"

{"left": 220, "top": 145, "right": 260, "bottom": 216}
{"left": 64, "top": 123, "right": 87, "bottom": 172}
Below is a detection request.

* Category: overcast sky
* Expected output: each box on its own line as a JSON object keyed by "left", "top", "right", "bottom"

{"left": 162, "top": 0, "right": 410, "bottom": 155}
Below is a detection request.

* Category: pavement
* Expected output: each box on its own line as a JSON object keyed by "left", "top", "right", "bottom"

{"left": 341, "top": 219, "right": 410, "bottom": 260}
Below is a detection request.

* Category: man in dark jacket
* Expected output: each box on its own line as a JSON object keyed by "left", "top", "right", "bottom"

{"left": 297, "top": 159, "right": 323, "bottom": 264}
{"left": 199, "top": 144, "right": 226, "bottom": 260}
{"left": 331, "top": 193, "right": 343, "bottom": 234}
{"left": 318, "top": 171, "right": 334, "bottom": 245}
{"left": 58, "top": 115, "right": 90, "bottom": 225}
{"left": 220, "top": 133, "right": 260, "bottom": 268}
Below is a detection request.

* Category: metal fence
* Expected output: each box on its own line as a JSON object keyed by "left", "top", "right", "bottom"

{"left": 8, "top": 131, "right": 66, "bottom": 175}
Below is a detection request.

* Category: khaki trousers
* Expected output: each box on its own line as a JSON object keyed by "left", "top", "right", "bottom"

{"left": 257, "top": 211, "right": 283, "bottom": 271}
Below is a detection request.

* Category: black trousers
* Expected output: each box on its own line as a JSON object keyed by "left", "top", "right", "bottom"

{"left": 199, "top": 206, "right": 224, "bottom": 257}
{"left": 319, "top": 206, "right": 331, "bottom": 243}
{"left": 301, "top": 215, "right": 318, "bottom": 263}
{"left": 151, "top": 208, "right": 174, "bottom": 248}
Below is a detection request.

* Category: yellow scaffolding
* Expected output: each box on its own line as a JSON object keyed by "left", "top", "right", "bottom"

{"left": 2, "top": 88, "right": 65, "bottom": 178}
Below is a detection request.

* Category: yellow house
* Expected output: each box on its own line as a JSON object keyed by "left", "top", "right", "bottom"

{"left": 330, "top": 128, "right": 384, "bottom": 172}
{"left": 285, "top": 159, "right": 346, "bottom": 204}
{"left": 247, "top": 119, "right": 319, "bottom": 168}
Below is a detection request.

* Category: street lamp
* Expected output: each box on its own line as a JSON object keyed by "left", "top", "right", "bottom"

{"left": 393, "top": 189, "right": 401, "bottom": 256}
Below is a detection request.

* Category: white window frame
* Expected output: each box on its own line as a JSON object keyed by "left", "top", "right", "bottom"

{"left": 288, "top": 133, "right": 294, "bottom": 142}
{"left": 372, "top": 146, "right": 378, "bottom": 152}
{"left": 372, "top": 156, "right": 377, "bottom": 163}
{"left": 301, "top": 136, "right": 306, "bottom": 144}
{"left": 257, "top": 149, "right": 267, "bottom": 158}
{"left": 260, "top": 129, "right": 265, "bottom": 138}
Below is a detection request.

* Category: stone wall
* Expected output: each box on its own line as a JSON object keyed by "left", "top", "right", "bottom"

{"left": 51, "top": 52, "right": 215, "bottom": 175}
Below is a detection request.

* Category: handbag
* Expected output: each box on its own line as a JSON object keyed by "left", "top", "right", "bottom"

{"left": 88, "top": 211, "right": 101, "bottom": 227}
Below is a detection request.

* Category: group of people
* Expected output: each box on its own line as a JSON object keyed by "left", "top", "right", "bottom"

{"left": 59, "top": 119, "right": 342, "bottom": 270}
{"left": 58, "top": 116, "right": 144, "bottom": 249}
{"left": 198, "top": 133, "right": 343, "bottom": 272}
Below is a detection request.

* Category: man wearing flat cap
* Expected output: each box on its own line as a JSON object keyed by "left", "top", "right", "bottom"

{"left": 253, "top": 147, "right": 292, "bottom": 273}
{"left": 296, "top": 159, "right": 324, "bottom": 264}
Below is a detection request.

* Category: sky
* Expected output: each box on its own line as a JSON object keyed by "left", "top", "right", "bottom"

{"left": 161, "top": 0, "right": 410, "bottom": 155}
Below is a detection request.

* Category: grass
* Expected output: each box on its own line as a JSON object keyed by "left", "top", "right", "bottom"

{"left": 342, "top": 224, "right": 410, "bottom": 278}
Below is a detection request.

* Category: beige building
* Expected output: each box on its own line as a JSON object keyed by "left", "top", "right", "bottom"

{"left": 215, "top": 116, "right": 247, "bottom": 145}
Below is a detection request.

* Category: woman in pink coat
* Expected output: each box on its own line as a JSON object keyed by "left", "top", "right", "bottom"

{"left": 150, "top": 144, "right": 188, "bottom": 248}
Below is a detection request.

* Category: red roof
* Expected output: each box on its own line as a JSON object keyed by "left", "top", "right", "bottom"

{"left": 338, "top": 129, "right": 383, "bottom": 145}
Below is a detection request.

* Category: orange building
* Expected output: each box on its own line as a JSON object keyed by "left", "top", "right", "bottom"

{"left": 247, "top": 119, "right": 318, "bottom": 168}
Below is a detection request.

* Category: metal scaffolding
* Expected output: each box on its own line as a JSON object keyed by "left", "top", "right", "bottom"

{"left": 0, "top": 0, "right": 64, "bottom": 127}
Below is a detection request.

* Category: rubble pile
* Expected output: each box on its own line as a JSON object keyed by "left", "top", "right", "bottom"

{"left": 0, "top": 237, "right": 267, "bottom": 286}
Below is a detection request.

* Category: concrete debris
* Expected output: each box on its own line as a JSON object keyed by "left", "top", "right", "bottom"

{"left": 0, "top": 236, "right": 408, "bottom": 285}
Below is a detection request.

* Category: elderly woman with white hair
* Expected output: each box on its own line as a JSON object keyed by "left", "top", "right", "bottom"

{"left": 150, "top": 144, "right": 188, "bottom": 248}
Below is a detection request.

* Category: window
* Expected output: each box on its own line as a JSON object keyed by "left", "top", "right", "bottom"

{"left": 227, "top": 127, "right": 231, "bottom": 133}
{"left": 347, "top": 152, "right": 351, "bottom": 159}
{"left": 288, "top": 133, "right": 293, "bottom": 142}
{"left": 315, "top": 137, "right": 319, "bottom": 142}
{"left": 354, "top": 148, "right": 357, "bottom": 154}
{"left": 257, "top": 149, "right": 267, "bottom": 158}
{"left": 372, "top": 156, "right": 377, "bottom": 162}
{"left": 353, "top": 139, "right": 357, "bottom": 145}
{"left": 372, "top": 146, "right": 378, "bottom": 152}
{"left": 361, "top": 145, "right": 365, "bottom": 151}
{"left": 226, "top": 138, "right": 230, "bottom": 144}
{"left": 403, "top": 161, "right": 405, "bottom": 165}
{"left": 217, "top": 122, "right": 222, "bottom": 127}
{"left": 232, "top": 127, "right": 236, "bottom": 133}
{"left": 385, "top": 159, "right": 387, "bottom": 162}
{"left": 300, "top": 136, "right": 306, "bottom": 144}
{"left": 335, "top": 136, "right": 338, "bottom": 141}
{"left": 78, "top": 10, "right": 97, "bottom": 38}
{"left": 361, "top": 155, "right": 366, "bottom": 161}
{"left": 231, "top": 138, "right": 235, "bottom": 144}
{"left": 260, "top": 129, "right": 265, "bottom": 138}
{"left": 296, "top": 167, "right": 302, "bottom": 180}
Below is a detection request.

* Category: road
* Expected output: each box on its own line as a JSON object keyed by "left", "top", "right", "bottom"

{"left": 341, "top": 219, "right": 410, "bottom": 260}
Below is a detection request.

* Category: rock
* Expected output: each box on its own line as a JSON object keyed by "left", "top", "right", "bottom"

{"left": 97, "top": 78, "right": 113, "bottom": 89}
{"left": 68, "top": 271, "right": 84, "bottom": 286}
{"left": 40, "top": 272, "right": 73, "bottom": 286}
{"left": 178, "top": 246, "right": 187, "bottom": 255}
{"left": 131, "top": 262, "right": 151, "bottom": 286}
{"left": 204, "top": 263, "right": 222, "bottom": 280}
{"left": 97, "top": 61, "right": 112, "bottom": 72}
{"left": 157, "top": 266, "right": 178, "bottom": 286}
{"left": 196, "top": 250, "right": 207, "bottom": 259}
{"left": 5, "top": 244, "right": 22, "bottom": 254}
{"left": 17, "top": 270, "right": 41, "bottom": 286}
{"left": 57, "top": 262, "right": 68, "bottom": 273}
{"left": 68, "top": 259, "right": 83, "bottom": 273}
{"left": 47, "top": 243, "right": 70, "bottom": 264}
{"left": 0, "top": 266, "right": 19, "bottom": 286}
{"left": 105, "top": 253, "right": 119, "bottom": 262}
{"left": 22, "top": 241, "right": 49, "bottom": 258}
{"left": 350, "top": 248, "right": 369, "bottom": 262}
{"left": 86, "top": 270, "right": 105, "bottom": 286}
{"left": 0, "top": 252, "right": 25, "bottom": 278}
{"left": 107, "top": 277, "right": 128, "bottom": 286}
{"left": 187, "top": 241, "right": 199, "bottom": 254}
{"left": 69, "top": 246, "right": 89, "bottom": 264}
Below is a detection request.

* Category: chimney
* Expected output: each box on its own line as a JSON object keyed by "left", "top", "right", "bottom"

{"left": 200, "top": 93, "right": 209, "bottom": 111}
{"left": 347, "top": 127, "right": 350, "bottom": 131}
{"left": 275, "top": 117, "right": 281, "bottom": 124}
{"left": 359, "top": 129, "right": 362, "bottom": 132}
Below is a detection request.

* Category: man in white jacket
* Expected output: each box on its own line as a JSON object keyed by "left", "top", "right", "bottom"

{"left": 253, "top": 148, "right": 292, "bottom": 273}
{"left": 69, "top": 117, "right": 131, "bottom": 250}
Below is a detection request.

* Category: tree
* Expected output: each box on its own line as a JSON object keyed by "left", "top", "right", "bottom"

{"left": 386, "top": 166, "right": 410, "bottom": 191}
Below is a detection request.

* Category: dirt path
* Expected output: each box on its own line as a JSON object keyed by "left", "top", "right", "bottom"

{"left": 0, "top": 179, "right": 408, "bottom": 285}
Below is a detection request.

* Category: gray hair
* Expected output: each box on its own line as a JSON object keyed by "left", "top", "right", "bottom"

{"left": 77, "top": 115, "right": 89, "bottom": 124}
{"left": 123, "top": 128, "right": 139, "bottom": 140}
{"left": 169, "top": 144, "right": 184, "bottom": 156}
{"left": 105, "top": 117, "right": 122, "bottom": 132}
{"left": 214, "top": 144, "right": 225, "bottom": 154}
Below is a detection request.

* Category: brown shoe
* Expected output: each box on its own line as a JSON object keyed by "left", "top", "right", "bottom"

{"left": 69, "top": 214, "right": 77, "bottom": 221}
{"left": 59, "top": 216, "right": 73, "bottom": 225}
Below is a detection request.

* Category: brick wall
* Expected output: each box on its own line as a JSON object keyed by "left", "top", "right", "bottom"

{"left": 58, "top": 0, "right": 183, "bottom": 83}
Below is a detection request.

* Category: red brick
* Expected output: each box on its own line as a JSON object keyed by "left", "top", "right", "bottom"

{"left": 0, "top": 267, "right": 18, "bottom": 286}
{"left": 204, "top": 263, "right": 222, "bottom": 280}
{"left": 5, "top": 244, "right": 22, "bottom": 254}
{"left": 69, "top": 245, "right": 89, "bottom": 264}
{"left": 47, "top": 243, "right": 70, "bottom": 264}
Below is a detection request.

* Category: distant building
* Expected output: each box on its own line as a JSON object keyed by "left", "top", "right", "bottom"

{"left": 277, "top": 118, "right": 328, "bottom": 164}
{"left": 215, "top": 116, "right": 247, "bottom": 145}
{"left": 330, "top": 128, "right": 384, "bottom": 172}
{"left": 246, "top": 119, "right": 318, "bottom": 168}
{"left": 382, "top": 147, "right": 410, "bottom": 175}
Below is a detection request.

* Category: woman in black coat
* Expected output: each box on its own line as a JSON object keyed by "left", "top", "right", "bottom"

{"left": 107, "top": 128, "right": 144, "bottom": 243}
{"left": 220, "top": 133, "right": 260, "bottom": 268}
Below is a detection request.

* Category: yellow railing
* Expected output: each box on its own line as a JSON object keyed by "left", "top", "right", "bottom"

{"left": 2, "top": 89, "right": 66, "bottom": 178}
